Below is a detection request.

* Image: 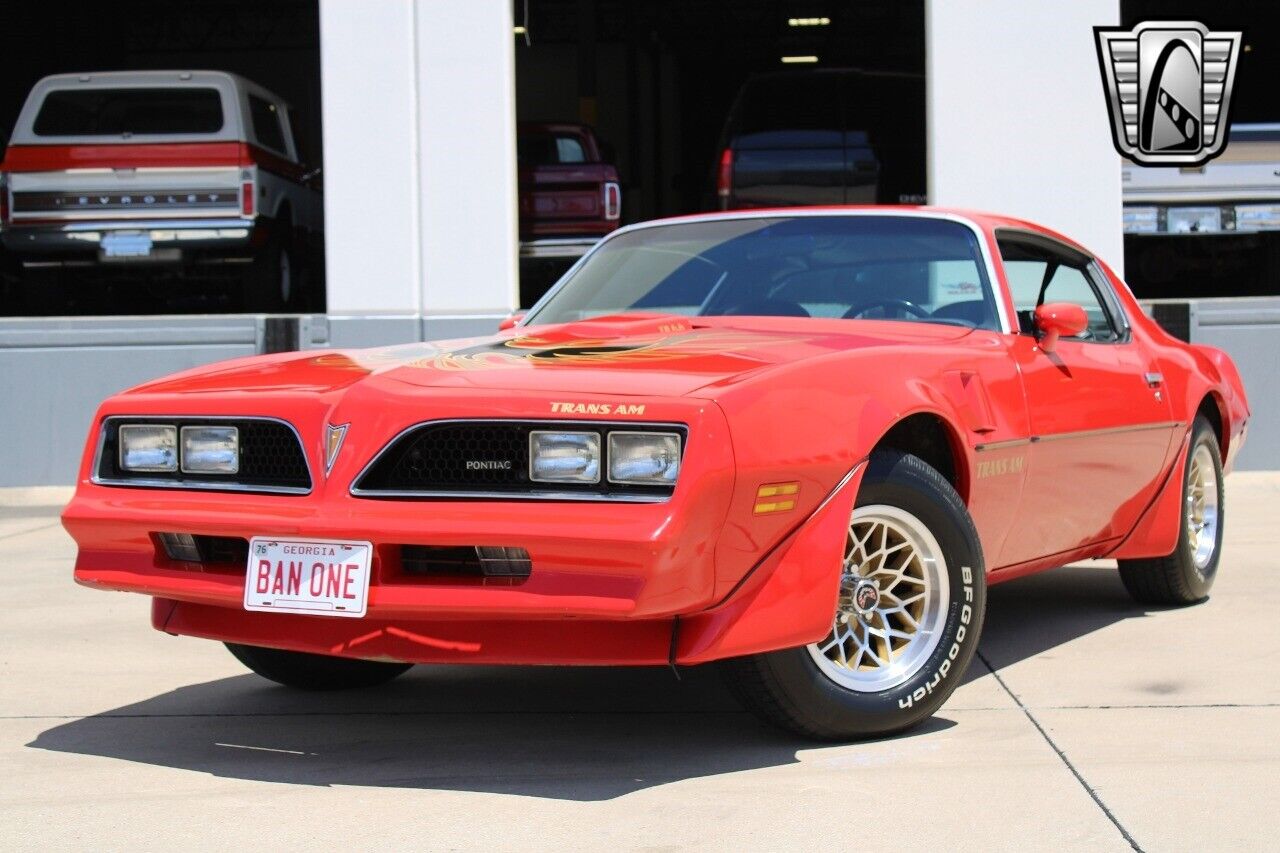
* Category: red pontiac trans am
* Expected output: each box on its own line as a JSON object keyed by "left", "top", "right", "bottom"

{"left": 62, "top": 208, "right": 1249, "bottom": 739}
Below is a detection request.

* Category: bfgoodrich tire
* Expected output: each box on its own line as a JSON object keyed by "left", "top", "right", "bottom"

{"left": 1118, "top": 415, "right": 1224, "bottom": 606}
{"left": 226, "top": 643, "right": 413, "bottom": 690}
{"left": 722, "top": 450, "right": 987, "bottom": 740}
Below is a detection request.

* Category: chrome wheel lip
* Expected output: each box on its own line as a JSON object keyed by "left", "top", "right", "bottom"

{"left": 1187, "top": 443, "right": 1220, "bottom": 571}
{"left": 807, "top": 503, "right": 950, "bottom": 693}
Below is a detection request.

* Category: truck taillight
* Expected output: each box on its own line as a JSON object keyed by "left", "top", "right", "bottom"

{"left": 603, "top": 181, "right": 621, "bottom": 221}
{"left": 716, "top": 148, "right": 733, "bottom": 207}
{"left": 241, "top": 180, "right": 255, "bottom": 217}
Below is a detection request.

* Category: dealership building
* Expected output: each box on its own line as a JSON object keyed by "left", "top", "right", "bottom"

{"left": 1, "top": 0, "right": 1277, "bottom": 485}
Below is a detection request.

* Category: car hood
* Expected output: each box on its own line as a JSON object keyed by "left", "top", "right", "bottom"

{"left": 132, "top": 314, "right": 974, "bottom": 399}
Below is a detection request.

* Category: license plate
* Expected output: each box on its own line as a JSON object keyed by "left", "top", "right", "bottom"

{"left": 244, "top": 537, "right": 373, "bottom": 618}
{"left": 101, "top": 231, "right": 153, "bottom": 258}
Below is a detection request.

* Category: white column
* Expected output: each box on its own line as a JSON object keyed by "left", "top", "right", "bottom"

{"left": 318, "top": 0, "right": 422, "bottom": 314}
{"left": 415, "top": 0, "right": 520, "bottom": 321}
{"left": 926, "top": 0, "right": 1125, "bottom": 274}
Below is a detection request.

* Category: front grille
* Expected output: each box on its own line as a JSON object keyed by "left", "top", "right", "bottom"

{"left": 353, "top": 420, "right": 684, "bottom": 500}
{"left": 97, "top": 416, "right": 311, "bottom": 493}
{"left": 364, "top": 423, "right": 532, "bottom": 491}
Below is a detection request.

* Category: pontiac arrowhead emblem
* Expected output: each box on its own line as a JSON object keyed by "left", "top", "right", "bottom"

{"left": 324, "top": 424, "right": 349, "bottom": 476}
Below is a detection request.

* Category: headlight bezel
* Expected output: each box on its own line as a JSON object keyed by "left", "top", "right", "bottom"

{"left": 607, "top": 430, "right": 683, "bottom": 486}
{"left": 118, "top": 423, "right": 179, "bottom": 473}
{"left": 179, "top": 425, "right": 240, "bottom": 475}
{"left": 528, "top": 429, "right": 603, "bottom": 485}
{"left": 94, "top": 416, "right": 313, "bottom": 495}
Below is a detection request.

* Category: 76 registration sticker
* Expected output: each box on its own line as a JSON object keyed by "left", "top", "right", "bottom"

{"left": 244, "top": 537, "right": 373, "bottom": 618}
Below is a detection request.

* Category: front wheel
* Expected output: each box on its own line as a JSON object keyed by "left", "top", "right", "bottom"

{"left": 226, "top": 643, "right": 413, "bottom": 690}
{"left": 722, "top": 450, "right": 987, "bottom": 740}
{"left": 1118, "top": 415, "right": 1224, "bottom": 605}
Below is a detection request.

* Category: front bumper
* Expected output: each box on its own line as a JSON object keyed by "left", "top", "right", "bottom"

{"left": 63, "top": 385, "right": 862, "bottom": 666}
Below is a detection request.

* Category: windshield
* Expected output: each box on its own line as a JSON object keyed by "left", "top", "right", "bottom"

{"left": 526, "top": 215, "right": 999, "bottom": 329}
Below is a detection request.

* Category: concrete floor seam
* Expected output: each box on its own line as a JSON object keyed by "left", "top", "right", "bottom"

{"left": 976, "top": 650, "right": 1145, "bottom": 852}
{"left": 0, "top": 522, "right": 59, "bottom": 542}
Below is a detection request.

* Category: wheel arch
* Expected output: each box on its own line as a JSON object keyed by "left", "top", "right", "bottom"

{"left": 867, "top": 411, "right": 970, "bottom": 504}
{"left": 1196, "top": 391, "right": 1227, "bottom": 463}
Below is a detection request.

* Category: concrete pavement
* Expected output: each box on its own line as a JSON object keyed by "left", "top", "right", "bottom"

{"left": 2, "top": 474, "right": 1278, "bottom": 851}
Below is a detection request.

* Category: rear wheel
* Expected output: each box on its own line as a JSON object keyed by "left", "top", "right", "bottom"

{"left": 225, "top": 643, "right": 413, "bottom": 690}
{"left": 243, "top": 225, "right": 299, "bottom": 312}
{"left": 1118, "top": 415, "right": 1224, "bottom": 605}
{"left": 722, "top": 451, "right": 987, "bottom": 740}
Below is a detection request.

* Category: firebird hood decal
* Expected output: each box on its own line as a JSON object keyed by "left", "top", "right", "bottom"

{"left": 317, "top": 328, "right": 802, "bottom": 373}
{"left": 131, "top": 316, "right": 973, "bottom": 398}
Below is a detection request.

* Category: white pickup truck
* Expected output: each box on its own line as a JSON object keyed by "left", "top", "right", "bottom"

{"left": 0, "top": 71, "right": 322, "bottom": 311}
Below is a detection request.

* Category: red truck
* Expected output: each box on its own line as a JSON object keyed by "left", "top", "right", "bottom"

{"left": 517, "top": 122, "right": 620, "bottom": 258}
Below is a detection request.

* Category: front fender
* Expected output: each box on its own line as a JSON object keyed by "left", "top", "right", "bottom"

{"left": 676, "top": 460, "right": 866, "bottom": 663}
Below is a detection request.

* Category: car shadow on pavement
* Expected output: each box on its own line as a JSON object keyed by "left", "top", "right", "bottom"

{"left": 966, "top": 560, "right": 1177, "bottom": 686}
{"left": 26, "top": 662, "right": 955, "bottom": 800}
{"left": 27, "top": 562, "right": 1149, "bottom": 800}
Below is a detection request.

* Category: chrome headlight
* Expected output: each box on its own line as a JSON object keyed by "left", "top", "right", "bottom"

{"left": 608, "top": 431, "right": 681, "bottom": 485}
{"left": 118, "top": 424, "right": 178, "bottom": 472}
{"left": 180, "top": 426, "right": 239, "bottom": 474}
{"left": 529, "top": 431, "right": 601, "bottom": 483}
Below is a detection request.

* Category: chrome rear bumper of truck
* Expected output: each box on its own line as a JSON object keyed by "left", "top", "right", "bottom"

{"left": 2, "top": 217, "right": 259, "bottom": 260}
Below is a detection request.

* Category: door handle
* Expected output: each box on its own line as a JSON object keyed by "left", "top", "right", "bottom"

{"left": 1144, "top": 372, "right": 1164, "bottom": 388}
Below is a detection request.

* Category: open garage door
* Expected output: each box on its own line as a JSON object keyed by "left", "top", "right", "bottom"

{"left": 513, "top": 0, "right": 926, "bottom": 306}
{"left": 1121, "top": 0, "right": 1280, "bottom": 302}
{"left": 0, "top": 1, "right": 323, "bottom": 317}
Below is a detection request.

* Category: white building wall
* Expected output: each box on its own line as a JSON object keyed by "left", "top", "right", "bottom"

{"left": 926, "top": 0, "right": 1125, "bottom": 274}
{"left": 318, "top": 0, "right": 421, "bottom": 314}
{"left": 415, "top": 1, "right": 520, "bottom": 321}
{"left": 319, "top": 0, "right": 518, "bottom": 338}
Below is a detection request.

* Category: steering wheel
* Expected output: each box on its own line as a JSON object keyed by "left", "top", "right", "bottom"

{"left": 842, "top": 298, "right": 930, "bottom": 321}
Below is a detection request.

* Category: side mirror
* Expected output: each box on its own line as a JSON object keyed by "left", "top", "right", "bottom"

{"left": 1033, "top": 302, "right": 1088, "bottom": 353}
{"left": 498, "top": 312, "right": 526, "bottom": 331}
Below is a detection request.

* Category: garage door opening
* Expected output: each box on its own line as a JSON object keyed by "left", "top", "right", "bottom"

{"left": 0, "top": 1, "right": 324, "bottom": 317}
{"left": 513, "top": 0, "right": 926, "bottom": 306}
{"left": 1121, "top": 0, "right": 1280, "bottom": 301}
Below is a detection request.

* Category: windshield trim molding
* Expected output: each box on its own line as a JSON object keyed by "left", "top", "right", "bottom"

{"left": 521, "top": 209, "right": 1013, "bottom": 335}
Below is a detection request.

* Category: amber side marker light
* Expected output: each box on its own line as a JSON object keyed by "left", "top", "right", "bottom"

{"left": 755, "top": 482, "right": 799, "bottom": 514}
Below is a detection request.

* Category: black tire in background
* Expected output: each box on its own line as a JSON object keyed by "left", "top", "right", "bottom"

{"left": 722, "top": 450, "right": 987, "bottom": 740}
{"left": 1118, "top": 415, "right": 1224, "bottom": 606}
{"left": 243, "top": 223, "right": 300, "bottom": 312}
{"left": 226, "top": 643, "right": 413, "bottom": 690}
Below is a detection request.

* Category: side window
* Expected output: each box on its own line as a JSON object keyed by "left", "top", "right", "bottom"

{"left": 248, "top": 95, "right": 287, "bottom": 156}
{"left": 555, "top": 136, "right": 586, "bottom": 163}
{"left": 999, "top": 238, "right": 1120, "bottom": 342}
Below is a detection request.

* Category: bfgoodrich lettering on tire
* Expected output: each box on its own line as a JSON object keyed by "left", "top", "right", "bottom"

{"left": 721, "top": 450, "right": 987, "bottom": 740}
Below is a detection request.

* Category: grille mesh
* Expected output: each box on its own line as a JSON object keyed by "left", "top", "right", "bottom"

{"left": 362, "top": 423, "right": 531, "bottom": 491}
{"left": 98, "top": 417, "right": 310, "bottom": 492}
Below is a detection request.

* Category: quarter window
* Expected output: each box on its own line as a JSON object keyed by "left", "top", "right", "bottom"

{"left": 249, "top": 95, "right": 287, "bottom": 155}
